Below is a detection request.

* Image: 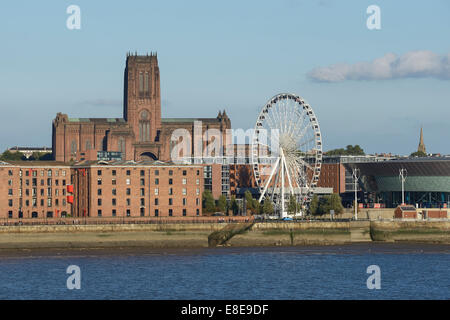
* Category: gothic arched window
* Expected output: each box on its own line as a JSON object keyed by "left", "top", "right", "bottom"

{"left": 85, "top": 140, "right": 91, "bottom": 151}
{"left": 139, "top": 110, "right": 150, "bottom": 142}
{"left": 118, "top": 137, "right": 126, "bottom": 158}
{"left": 144, "top": 72, "right": 149, "bottom": 97}
{"left": 139, "top": 71, "right": 150, "bottom": 98}
{"left": 70, "top": 140, "right": 77, "bottom": 155}
{"left": 139, "top": 72, "right": 144, "bottom": 97}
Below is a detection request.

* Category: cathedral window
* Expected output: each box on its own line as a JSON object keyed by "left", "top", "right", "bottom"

{"left": 118, "top": 137, "right": 126, "bottom": 157}
{"left": 139, "top": 110, "right": 150, "bottom": 142}
{"left": 144, "top": 72, "right": 149, "bottom": 97}
{"left": 139, "top": 72, "right": 144, "bottom": 97}
{"left": 71, "top": 140, "right": 77, "bottom": 155}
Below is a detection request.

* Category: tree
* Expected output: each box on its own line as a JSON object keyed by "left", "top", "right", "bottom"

{"left": 320, "top": 193, "right": 344, "bottom": 214}
{"left": 311, "top": 193, "right": 344, "bottom": 216}
{"left": 309, "top": 194, "right": 319, "bottom": 215}
{"left": 0, "top": 150, "right": 53, "bottom": 161}
{"left": 40, "top": 153, "right": 53, "bottom": 161}
{"left": 0, "top": 150, "right": 25, "bottom": 161}
{"left": 230, "top": 195, "right": 239, "bottom": 216}
{"left": 252, "top": 199, "right": 261, "bottom": 215}
{"left": 262, "top": 200, "right": 274, "bottom": 215}
{"left": 287, "top": 195, "right": 298, "bottom": 216}
{"left": 410, "top": 151, "right": 427, "bottom": 157}
{"left": 217, "top": 195, "right": 227, "bottom": 213}
{"left": 244, "top": 190, "right": 254, "bottom": 212}
{"left": 29, "top": 152, "right": 53, "bottom": 161}
{"left": 345, "top": 145, "right": 365, "bottom": 155}
{"left": 202, "top": 190, "right": 216, "bottom": 213}
{"left": 326, "top": 145, "right": 365, "bottom": 156}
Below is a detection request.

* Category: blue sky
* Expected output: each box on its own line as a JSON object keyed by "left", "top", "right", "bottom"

{"left": 0, "top": 0, "right": 449, "bottom": 155}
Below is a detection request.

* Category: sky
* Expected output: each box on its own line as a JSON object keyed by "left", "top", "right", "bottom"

{"left": 0, "top": 0, "right": 449, "bottom": 155}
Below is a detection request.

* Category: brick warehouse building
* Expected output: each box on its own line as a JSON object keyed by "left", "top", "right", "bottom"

{"left": 0, "top": 161, "right": 72, "bottom": 219}
{"left": 72, "top": 161, "right": 203, "bottom": 218}
{"left": 52, "top": 53, "right": 231, "bottom": 163}
{"left": 0, "top": 160, "right": 203, "bottom": 219}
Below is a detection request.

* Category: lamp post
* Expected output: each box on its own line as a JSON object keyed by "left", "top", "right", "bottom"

{"left": 399, "top": 168, "right": 407, "bottom": 205}
{"left": 352, "top": 168, "right": 360, "bottom": 220}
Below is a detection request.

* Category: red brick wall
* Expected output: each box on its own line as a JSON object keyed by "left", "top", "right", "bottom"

{"left": 77, "top": 164, "right": 203, "bottom": 218}
{"left": 427, "top": 210, "right": 447, "bottom": 219}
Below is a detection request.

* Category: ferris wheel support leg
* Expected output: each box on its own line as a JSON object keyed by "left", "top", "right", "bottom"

{"left": 282, "top": 156, "right": 296, "bottom": 216}
{"left": 258, "top": 157, "right": 280, "bottom": 203}
{"left": 282, "top": 155, "right": 295, "bottom": 196}
{"left": 281, "top": 149, "right": 285, "bottom": 218}
{"left": 270, "top": 166, "right": 281, "bottom": 203}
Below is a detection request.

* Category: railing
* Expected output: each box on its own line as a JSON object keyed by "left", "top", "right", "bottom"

{"left": 0, "top": 216, "right": 387, "bottom": 227}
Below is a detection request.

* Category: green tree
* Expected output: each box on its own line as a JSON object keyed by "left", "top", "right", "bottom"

{"left": 0, "top": 150, "right": 25, "bottom": 161}
{"left": 320, "top": 193, "right": 344, "bottom": 214}
{"left": 244, "top": 190, "right": 254, "bottom": 212}
{"left": 40, "top": 153, "right": 53, "bottom": 161}
{"left": 262, "top": 200, "right": 274, "bottom": 215}
{"left": 252, "top": 199, "right": 261, "bottom": 215}
{"left": 202, "top": 190, "right": 216, "bottom": 213}
{"left": 312, "top": 193, "right": 344, "bottom": 215}
{"left": 410, "top": 151, "right": 427, "bottom": 157}
{"left": 345, "top": 145, "right": 365, "bottom": 155}
{"left": 287, "top": 195, "right": 298, "bottom": 216}
{"left": 230, "top": 195, "right": 239, "bottom": 215}
{"left": 326, "top": 145, "right": 365, "bottom": 156}
{"left": 30, "top": 152, "right": 53, "bottom": 161}
{"left": 309, "top": 194, "right": 319, "bottom": 215}
{"left": 217, "top": 195, "right": 227, "bottom": 213}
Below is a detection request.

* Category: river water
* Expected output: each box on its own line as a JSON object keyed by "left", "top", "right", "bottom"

{"left": 0, "top": 243, "right": 448, "bottom": 300}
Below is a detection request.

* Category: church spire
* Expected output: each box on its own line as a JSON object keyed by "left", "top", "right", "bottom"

{"left": 418, "top": 127, "right": 426, "bottom": 154}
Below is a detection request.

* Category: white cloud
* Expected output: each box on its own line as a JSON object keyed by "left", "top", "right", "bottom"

{"left": 308, "top": 51, "right": 450, "bottom": 82}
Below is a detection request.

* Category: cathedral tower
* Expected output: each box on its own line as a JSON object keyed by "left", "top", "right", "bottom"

{"left": 123, "top": 52, "right": 162, "bottom": 145}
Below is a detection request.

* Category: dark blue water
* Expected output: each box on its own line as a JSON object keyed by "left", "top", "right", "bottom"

{"left": 0, "top": 244, "right": 448, "bottom": 300}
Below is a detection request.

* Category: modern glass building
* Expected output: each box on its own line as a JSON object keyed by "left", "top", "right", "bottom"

{"left": 344, "top": 157, "right": 450, "bottom": 208}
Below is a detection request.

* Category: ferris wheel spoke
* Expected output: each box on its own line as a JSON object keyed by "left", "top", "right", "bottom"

{"left": 286, "top": 106, "right": 303, "bottom": 137}
{"left": 265, "top": 110, "right": 277, "bottom": 133}
{"left": 294, "top": 157, "right": 314, "bottom": 172}
{"left": 296, "top": 118, "right": 313, "bottom": 142}
{"left": 292, "top": 111, "right": 311, "bottom": 140}
{"left": 297, "top": 136, "right": 315, "bottom": 149}
{"left": 290, "top": 113, "right": 309, "bottom": 143}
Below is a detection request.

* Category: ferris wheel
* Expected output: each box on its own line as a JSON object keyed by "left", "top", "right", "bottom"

{"left": 251, "top": 93, "right": 323, "bottom": 217}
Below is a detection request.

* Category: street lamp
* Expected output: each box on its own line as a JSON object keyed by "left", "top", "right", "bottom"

{"left": 399, "top": 168, "right": 407, "bottom": 205}
{"left": 352, "top": 168, "right": 360, "bottom": 220}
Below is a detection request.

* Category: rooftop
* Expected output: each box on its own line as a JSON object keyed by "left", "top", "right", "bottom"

{"left": 161, "top": 118, "right": 223, "bottom": 123}
{"left": 72, "top": 159, "right": 202, "bottom": 167}
{"left": 0, "top": 161, "right": 69, "bottom": 167}
{"left": 68, "top": 118, "right": 126, "bottom": 123}
{"left": 8, "top": 146, "right": 52, "bottom": 151}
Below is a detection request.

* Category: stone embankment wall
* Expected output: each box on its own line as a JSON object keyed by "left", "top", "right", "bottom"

{"left": 370, "top": 221, "right": 450, "bottom": 242}
{"left": 0, "top": 221, "right": 448, "bottom": 250}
